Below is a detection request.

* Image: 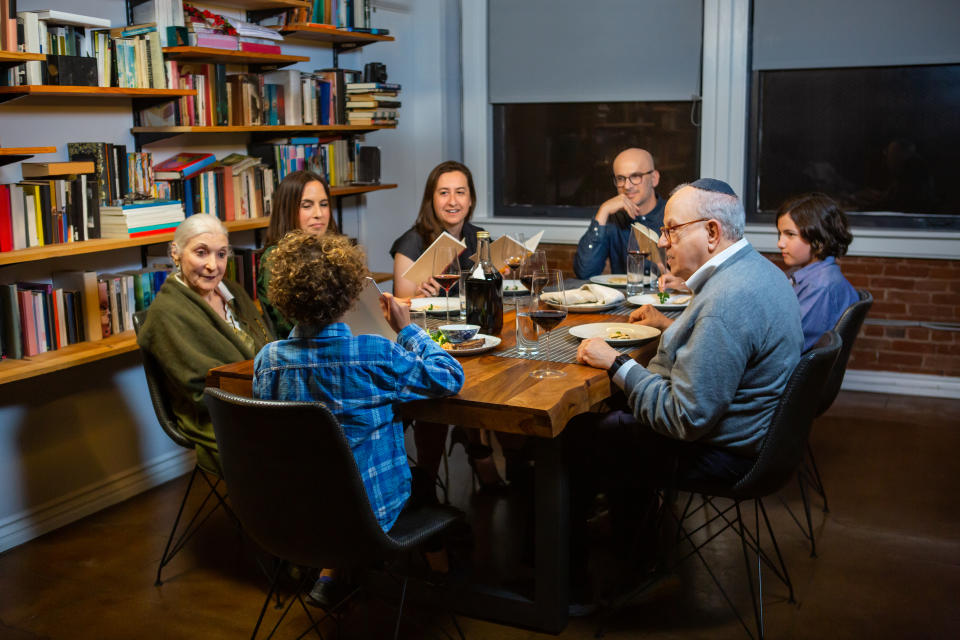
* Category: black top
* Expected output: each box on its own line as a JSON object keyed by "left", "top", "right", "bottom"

{"left": 389, "top": 221, "right": 485, "bottom": 273}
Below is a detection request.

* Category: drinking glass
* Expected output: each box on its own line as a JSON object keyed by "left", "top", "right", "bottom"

{"left": 432, "top": 246, "right": 461, "bottom": 324}
{"left": 516, "top": 250, "right": 548, "bottom": 353}
{"left": 523, "top": 269, "right": 567, "bottom": 379}
{"left": 504, "top": 232, "right": 526, "bottom": 317}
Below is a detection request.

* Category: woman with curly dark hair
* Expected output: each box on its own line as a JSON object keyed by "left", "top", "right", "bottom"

{"left": 256, "top": 170, "right": 338, "bottom": 337}
{"left": 776, "top": 193, "right": 859, "bottom": 351}
{"left": 253, "top": 231, "right": 465, "bottom": 606}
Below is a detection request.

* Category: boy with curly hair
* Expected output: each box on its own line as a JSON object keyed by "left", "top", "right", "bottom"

{"left": 253, "top": 231, "right": 464, "bottom": 605}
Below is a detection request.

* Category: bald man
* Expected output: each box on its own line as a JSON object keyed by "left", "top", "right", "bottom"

{"left": 573, "top": 148, "right": 665, "bottom": 279}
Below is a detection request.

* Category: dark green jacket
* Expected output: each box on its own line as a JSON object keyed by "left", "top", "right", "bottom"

{"left": 137, "top": 276, "right": 273, "bottom": 470}
{"left": 256, "top": 244, "right": 294, "bottom": 338}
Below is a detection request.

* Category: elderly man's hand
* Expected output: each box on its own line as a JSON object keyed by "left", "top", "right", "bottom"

{"left": 629, "top": 305, "right": 674, "bottom": 331}
{"left": 576, "top": 337, "right": 620, "bottom": 370}
{"left": 657, "top": 269, "right": 689, "bottom": 293}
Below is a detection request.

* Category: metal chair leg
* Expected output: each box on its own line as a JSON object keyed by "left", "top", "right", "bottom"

{"left": 806, "top": 443, "right": 829, "bottom": 512}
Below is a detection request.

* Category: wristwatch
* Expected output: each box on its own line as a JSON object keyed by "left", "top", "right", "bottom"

{"left": 607, "top": 353, "right": 633, "bottom": 380}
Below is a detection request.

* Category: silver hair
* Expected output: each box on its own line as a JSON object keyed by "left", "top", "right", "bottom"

{"left": 170, "top": 213, "right": 230, "bottom": 260}
{"left": 670, "top": 182, "right": 745, "bottom": 241}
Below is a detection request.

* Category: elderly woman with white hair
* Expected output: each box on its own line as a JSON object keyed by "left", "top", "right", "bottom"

{"left": 137, "top": 213, "right": 273, "bottom": 470}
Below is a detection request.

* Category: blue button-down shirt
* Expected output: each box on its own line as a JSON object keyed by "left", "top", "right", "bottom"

{"left": 253, "top": 322, "right": 464, "bottom": 532}
{"left": 573, "top": 198, "right": 666, "bottom": 279}
{"left": 790, "top": 257, "right": 859, "bottom": 352}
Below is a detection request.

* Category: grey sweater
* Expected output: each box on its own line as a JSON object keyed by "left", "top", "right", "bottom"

{"left": 621, "top": 243, "right": 802, "bottom": 456}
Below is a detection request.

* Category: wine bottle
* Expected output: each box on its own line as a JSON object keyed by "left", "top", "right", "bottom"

{"left": 465, "top": 231, "right": 504, "bottom": 335}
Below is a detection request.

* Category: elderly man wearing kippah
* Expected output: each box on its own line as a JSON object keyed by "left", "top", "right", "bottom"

{"left": 565, "top": 179, "right": 803, "bottom": 612}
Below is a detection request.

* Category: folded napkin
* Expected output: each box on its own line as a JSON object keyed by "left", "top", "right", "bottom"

{"left": 540, "top": 283, "right": 625, "bottom": 306}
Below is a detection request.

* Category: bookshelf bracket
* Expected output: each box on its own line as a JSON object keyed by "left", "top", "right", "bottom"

{"left": 134, "top": 131, "right": 181, "bottom": 150}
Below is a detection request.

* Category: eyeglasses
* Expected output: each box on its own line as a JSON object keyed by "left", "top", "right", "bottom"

{"left": 613, "top": 170, "right": 655, "bottom": 187}
{"left": 659, "top": 218, "right": 710, "bottom": 245}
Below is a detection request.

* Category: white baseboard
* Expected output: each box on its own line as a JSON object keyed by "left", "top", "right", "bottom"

{"left": 0, "top": 449, "right": 195, "bottom": 554}
{"left": 842, "top": 369, "right": 960, "bottom": 399}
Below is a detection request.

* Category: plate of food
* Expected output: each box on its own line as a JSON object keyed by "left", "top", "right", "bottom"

{"left": 568, "top": 323, "right": 661, "bottom": 346}
{"left": 410, "top": 297, "right": 460, "bottom": 315}
{"left": 627, "top": 292, "right": 693, "bottom": 311}
{"left": 589, "top": 274, "right": 629, "bottom": 288}
{"left": 431, "top": 332, "right": 501, "bottom": 356}
{"left": 502, "top": 279, "right": 529, "bottom": 295}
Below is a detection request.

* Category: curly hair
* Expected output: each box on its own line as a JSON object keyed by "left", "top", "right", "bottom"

{"left": 265, "top": 170, "right": 337, "bottom": 247}
{"left": 413, "top": 161, "right": 476, "bottom": 246}
{"left": 776, "top": 193, "right": 853, "bottom": 259}
{"left": 268, "top": 231, "right": 369, "bottom": 328}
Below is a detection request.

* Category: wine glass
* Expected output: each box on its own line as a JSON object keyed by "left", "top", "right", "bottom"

{"left": 432, "top": 246, "right": 461, "bottom": 324}
{"left": 504, "top": 233, "right": 526, "bottom": 316}
{"left": 518, "top": 250, "right": 547, "bottom": 294}
{"left": 525, "top": 269, "right": 567, "bottom": 379}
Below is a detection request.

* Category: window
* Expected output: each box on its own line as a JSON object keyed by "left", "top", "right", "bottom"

{"left": 492, "top": 102, "right": 700, "bottom": 219}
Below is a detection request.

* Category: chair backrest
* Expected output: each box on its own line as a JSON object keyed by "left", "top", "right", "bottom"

{"left": 733, "top": 331, "right": 842, "bottom": 498}
{"left": 816, "top": 289, "right": 873, "bottom": 417}
{"left": 132, "top": 310, "right": 194, "bottom": 450}
{"left": 203, "top": 387, "right": 404, "bottom": 570}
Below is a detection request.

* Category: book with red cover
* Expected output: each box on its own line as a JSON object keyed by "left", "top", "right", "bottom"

{"left": 239, "top": 41, "right": 281, "bottom": 55}
{"left": 153, "top": 152, "right": 217, "bottom": 180}
{"left": 17, "top": 290, "right": 39, "bottom": 357}
{"left": 0, "top": 184, "right": 13, "bottom": 252}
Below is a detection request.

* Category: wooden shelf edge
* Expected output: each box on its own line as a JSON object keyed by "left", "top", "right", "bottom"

{"left": 0, "top": 332, "right": 139, "bottom": 385}
{"left": 162, "top": 47, "right": 310, "bottom": 65}
{"left": 0, "top": 86, "right": 196, "bottom": 97}
{"left": 131, "top": 124, "right": 394, "bottom": 133}
{"left": 0, "top": 51, "right": 45, "bottom": 63}
{"left": 277, "top": 23, "right": 395, "bottom": 44}
{"left": 0, "top": 147, "right": 58, "bottom": 156}
{"left": 330, "top": 183, "right": 397, "bottom": 196}
{"left": 0, "top": 218, "right": 271, "bottom": 265}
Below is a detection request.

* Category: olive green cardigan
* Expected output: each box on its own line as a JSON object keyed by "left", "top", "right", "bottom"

{"left": 137, "top": 276, "right": 273, "bottom": 470}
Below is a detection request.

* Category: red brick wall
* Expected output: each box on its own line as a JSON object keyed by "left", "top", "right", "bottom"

{"left": 541, "top": 243, "right": 960, "bottom": 377}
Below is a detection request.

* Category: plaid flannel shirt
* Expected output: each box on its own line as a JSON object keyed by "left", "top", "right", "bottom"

{"left": 253, "top": 322, "right": 464, "bottom": 532}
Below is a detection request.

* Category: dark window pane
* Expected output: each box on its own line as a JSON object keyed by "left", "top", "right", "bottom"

{"left": 493, "top": 102, "right": 700, "bottom": 219}
{"left": 749, "top": 64, "right": 960, "bottom": 230}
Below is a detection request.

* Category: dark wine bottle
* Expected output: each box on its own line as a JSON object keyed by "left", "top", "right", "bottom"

{"left": 465, "top": 231, "right": 503, "bottom": 335}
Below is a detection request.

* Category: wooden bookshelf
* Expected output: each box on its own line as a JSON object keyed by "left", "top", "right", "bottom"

{"left": 329, "top": 183, "right": 397, "bottom": 197}
{"left": 0, "top": 51, "right": 45, "bottom": 70}
{"left": 277, "top": 23, "right": 395, "bottom": 46}
{"left": 0, "top": 331, "right": 139, "bottom": 385}
{"left": 0, "top": 86, "right": 196, "bottom": 106}
{"left": 132, "top": 124, "right": 395, "bottom": 147}
{"left": 223, "top": 0, "right": 310, "bottom": 8}
{"left": 162, "top": 47, "right": 309, "bottom": 68}
{"left": 0, "top": 147, "right": 58, "bottom": 167}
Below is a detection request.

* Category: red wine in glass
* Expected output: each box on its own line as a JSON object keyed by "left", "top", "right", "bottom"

{"left": 434, "top": 273, "right": 460, "bottom": 292}
{"left": 528, "top": 309, "right": 567, "bottom": 331}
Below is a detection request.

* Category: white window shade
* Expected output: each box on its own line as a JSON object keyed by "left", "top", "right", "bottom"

{"left": 753, "top": 0, "right": 960, "bottom": 70}
{"left": 488, "top": 0, "right": 703, "bottom": 103}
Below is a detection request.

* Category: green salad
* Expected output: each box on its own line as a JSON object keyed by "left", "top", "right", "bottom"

{"left": 657, "top": 291, "right": 671, "bottom": 304}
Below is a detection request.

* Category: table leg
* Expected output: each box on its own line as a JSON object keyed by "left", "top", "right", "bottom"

{"left": 533, "top": 435, "right": 570, "bottom": 632}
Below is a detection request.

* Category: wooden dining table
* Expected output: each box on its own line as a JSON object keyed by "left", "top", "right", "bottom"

{"left": 206, "top": 306, "right": 659, "bottom": 634}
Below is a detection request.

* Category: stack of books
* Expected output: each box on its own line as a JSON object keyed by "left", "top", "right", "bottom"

{"left": 345, "top": 82, "right": 401, "bottom": 126}
{"left": 98, "top": 200, "right": 184, "bottom": 239}
{"left": 9, "top": 10, "right": 111, "bottom": 86}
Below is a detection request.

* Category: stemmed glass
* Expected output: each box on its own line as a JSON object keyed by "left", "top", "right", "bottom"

{"left": 432, "top": 246, "right": 461, "bottom": 324}
{"left": 504, "top": 233, "right": 526, "bottom": 315}
{"left": 525, "top": 269, "right": 567, "bottom": 379}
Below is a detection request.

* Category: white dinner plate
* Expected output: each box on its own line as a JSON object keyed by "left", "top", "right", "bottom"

{"left": 568, "top": 323, "right": 661, "bottom": 346}
{"left": 627, "top": 293, "right": 693, "bottom": 311}
{"left": 411, "top": 297, "right": 460, "bottom": 315}
{"left": 442, "top": 334, "right": 501, "bottom": 356}
{"left": 589, "top": 274, "right": 629, "bottom": 288}
{"left": 544, "top": 300, "right": 621, "bottom": 313}
{"left": 502, "top": 279, "right": 529, "bottom": 295}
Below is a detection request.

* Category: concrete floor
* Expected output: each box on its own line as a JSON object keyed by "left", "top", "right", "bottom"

{"left": 1, "top": 390, "right": 958, "bottom": 639}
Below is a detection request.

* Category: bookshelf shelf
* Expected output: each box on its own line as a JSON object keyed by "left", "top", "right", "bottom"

{"left": 0, "top": 51, "right": 46, "bottom": 70}
{"left": 162, "top": 47, "right": 310, "bottom": 68}
{"left": 0, "top": 185, "right": 395, "bottom": 266}
{"left": 0, "top": 86, "right": 197, "bottom": 106}
{"left": 0, "top": 147, "right": 58, "bottom": 167}
{"left": 222, "top": 0, "right": 311, "bottom": 8}
{"left": 276, "top": 23, "right": 394, "bottom": 46}
{"left": 0, "top": 331, "right": 139, "bottom": 385}
{"left": 131, "top": 124, "right": 396, "bottom": 147}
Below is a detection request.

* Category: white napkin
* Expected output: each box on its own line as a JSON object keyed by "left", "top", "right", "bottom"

{"left": 540, "top": 283, "right": 624, "bottom": 306}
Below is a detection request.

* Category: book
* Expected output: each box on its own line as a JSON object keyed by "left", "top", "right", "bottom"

{"left": 400, "top": 231, "right": 467, "bottom": 286}
{"left": 153, "top": 152, "right": 216, "bottom": 180}
{"left": 341, "top": 278, "right": 397, "bottom": 340}
{"left": 1, "top": 283, "right": 23, "bottom": 358}
{"left": 468, "top": 231, "right": 544, "bottom": 272}
{"left": 30, "top": 10, "right": 111, "bottom": 28}
{"left": 631, "top": 223, "right": 666, "bottom": 265}
{"left": 238, "top": 41, "right": 281, "bottom": 54}
{"left": 345, "top": 82, "right": 401, "bottom": 92}
{"left": 189, "top": 32, "right": 238, "bottom": 49}
{"left": 21, "top": 162, "right": 96, "bottom": 178}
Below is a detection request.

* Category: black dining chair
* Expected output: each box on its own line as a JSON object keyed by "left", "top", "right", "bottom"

{"left": 203, "top": 387, "right": 465, "bottom": 640}
{"left": 132, "top": 310, "right": 235, "bottom": 586}
{"left": 600, "top": 331, "right": 842, "bottom": 640}
{"left": 792, "top": 289, "right": 873, "bottom": 556}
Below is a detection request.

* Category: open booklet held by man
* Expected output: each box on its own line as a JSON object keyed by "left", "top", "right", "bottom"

{"left": 631, "top": 223, "right": 666, "bottom": 265}
{"left": 400, "top": 231, "right": 467, "bottom": 285}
